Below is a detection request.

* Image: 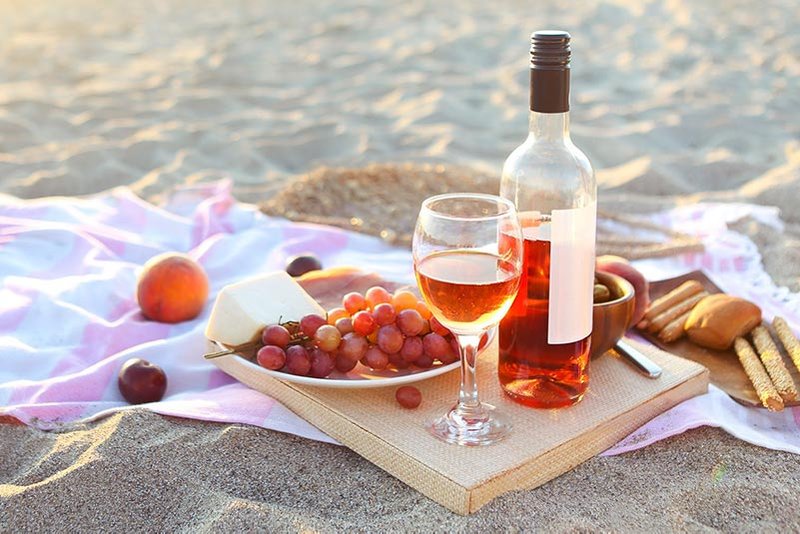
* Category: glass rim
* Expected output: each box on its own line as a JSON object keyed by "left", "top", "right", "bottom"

{"left": 420, "top": 193, "right": 517, "bottom": 222}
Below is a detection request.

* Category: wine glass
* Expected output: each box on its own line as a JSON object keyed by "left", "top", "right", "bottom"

{"left": 413, "top": 193, "right": 522, "bottom": 446}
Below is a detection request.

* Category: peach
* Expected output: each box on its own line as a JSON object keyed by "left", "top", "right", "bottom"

{"left": 137, "top": 252, "right": 209, "bottom": 323}
{"left": 596, "top": 256, "right": 650, "bottom": 326}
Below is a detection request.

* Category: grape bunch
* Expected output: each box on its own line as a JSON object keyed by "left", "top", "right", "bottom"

{"left": 255, "top": 287, "right": 459, "bottom": 378}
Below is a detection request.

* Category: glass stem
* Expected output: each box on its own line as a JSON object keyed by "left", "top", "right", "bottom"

{"left": 454, "top": 333, "right": 486, "bottom": 420}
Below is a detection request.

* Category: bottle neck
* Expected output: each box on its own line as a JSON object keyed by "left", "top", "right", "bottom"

{"left": 528, "top": 111, "right": 570, "bottom": 142}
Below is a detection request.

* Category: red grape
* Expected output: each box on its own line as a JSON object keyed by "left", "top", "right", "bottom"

{"left": 388, "top": 351, "right": 410, "bottom": 369}
{"left": 257, "top": 345, "right": 287, "bottom": 370}
{"left": 342, "top": 292, "right": 368, "bottom": 314}
{"left": 314, "top": 324, "right": 342, "bottom": 352}
{"left": 400, "top": 336, "right": 424, "bottom": 363}
{"left": 377, "top": 324, "right": 403, "bottom": 354}
{"left": 418, "top": 318, "right": 431, "bottom": 336}
{"left": 396, "top": 309, "right": 425, "bottom": 336}
{"left": 415, "top": 300, "right": 433, "bottom": 320}
{"left": 372, "top": 303, "right": 396, "bottom": 326}
{"left": 364, "top": 346, "right": 389, "bottom": 370}
{"left": 423, "top": 332, "right": 451, "bottom": 359}
{"left": 478, "top": 331, "right": 490, "bottom": 350}
{"left": 414, "top": 354, "right": 434, "bottom": 368}
{"left": 285, "top": 345, "right": 311, "bottom": 375}
{"left": 439, "top": 343, "right": 459, "bottom": 364}
{"left": 335, "top": 352, "right": 358, "bottom": 373}
{"left": 352, "top": 310, "right": 377, "bottom": 336}
{"left": 327, "top": 307, "right": 349, "bottom": 325}
{"left": 261, "top": 325, "right": 291, "bottom": 348}
{"left": 339, "top": 332, "right": 368, "bottom": 361}
{"left": 365, "top": 286, "right": 392, "bottom": 309}
{"left": 300, "top": 314, "right": 327, "bottom": 337}
{"left": 429, "top": 316, "right": 450, "bottom": 337}
{"left": 309, "top": 348, "right": 335, "bottom": 378}
{"left": 335, "top": 317, "right": 353, "bottom": 335}
{"left": 395, "top": 386, "right": 422, "bottom": 409}
{"left": 392, "top": 290, "right": 418, "bottom": 311}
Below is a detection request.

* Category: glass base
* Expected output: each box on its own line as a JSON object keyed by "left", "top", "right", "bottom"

{"left": 428, "top": 403, "right": 511, "bottom": 446}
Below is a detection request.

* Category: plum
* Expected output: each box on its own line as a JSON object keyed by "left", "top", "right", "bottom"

{"left": 118, "top": 358, "right": 168, "bottom": 404}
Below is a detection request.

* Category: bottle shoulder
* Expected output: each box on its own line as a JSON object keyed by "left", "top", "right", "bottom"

{"left": 500, "top": 137, "right": 596, "bottom": 209}
{"left": 503, "top": 137, "right": 594, "bottom": 180}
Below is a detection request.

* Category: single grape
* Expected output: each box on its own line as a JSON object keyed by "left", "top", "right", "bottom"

{"left": 414, "top": 354, "right": 434, "bottom": 368}
{"left": 364, "top": 346, "right": 389, "bottom": 370}
{"left": 478, "top": 331, "right": 490, "bottom": 350}
{"left": 449, "top": 336, "right": 459, "bottom": 355}
{"left": 285, "top": 254, "right": 322, "bottom": 277}
{"left": 429, "top": 316, "right": 450, "bottom": 337}
{"left": 392, "top": 290, "right": 418, "bottom": 311}
{"left": 372, "top": 302, "right": 396, "bottom": 326}
{"left": 285, "top": 345, "right": 311, "bottom": 375}
{"left": 327, "top": 307, "right": 350, "bottom": 325}
{"left": 365, "top": 286, "right": 392, "bottom": 309}
{"left": 388, "top": 351, "right": 410, "bottom": 369}
{"left": 261, "top": 324, "right": 291, "bottom": 348}
{"left": 309, "top": 348, "right": 336, "bottom": 378}
{"left": 335, "top": 352, "right": 358, "bottom": 373}
{"left": 396, "top": 308, "right": 425, "bottom": 336}
{"left": 335, "top": 317, "right": 353, "bottom": 335}
{"left": 415, "top": 300, "right": 433, "bottom": 320}
{"left": 352, "top": 310, "right": 377, "bottom": 336}
{"left": 439, "top": 347, "right": 459, "bottom": 365}
{"left": 300, "top": 314, "right": 327, "bottom": 337}
{"left": 423, "top": 333, "right": 451, "bottom": 360}
{"left": 257, "top": 345, "right": 287, "bottom": 370}
{"left": 418, "top": 318, "right": 431, "bottom": 336}
{"left": 314, "top": 324, "right": 342, "bottom": 352}
{"left": 400, "top": 336, "right": 424, "bottom": 363}
{"left": 340, "top": 332, "right": 368, "bottom": 361}
{"left": 377, "top": 324, "right": 403, "bottom": 354}
{"left": 342, "top": 292, "right": 368, "bottom": 315}
{"left": 395, "top": 386, "right": 422, "bottom": 409}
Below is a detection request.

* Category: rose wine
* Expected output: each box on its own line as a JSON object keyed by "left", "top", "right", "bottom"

{"left": 498, "top": 236, "right": 590, "bottom": 408}
{"left": 499, "top": 31, "right": 597, "bottom": 408}
{"left": 415, "top": 250, "right": 520, "bottom": 333}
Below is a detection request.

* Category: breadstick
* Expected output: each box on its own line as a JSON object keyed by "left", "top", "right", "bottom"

{"left": 734, "top": 337, "right": 784, "bottom": 411}
{"left": 751, "top": 326, "right": 798, "bottom": 402}
{"left": 647, "top": 291, "right": 708, "bottom": 333}
{"left": 773, "top": 316, "right": 800, "bottom": 375}
{"left": 657, "top": 310, "right": 691, "bottom": 343}
{"left": 638, "top": 280, "right": 704, "bottom": 329}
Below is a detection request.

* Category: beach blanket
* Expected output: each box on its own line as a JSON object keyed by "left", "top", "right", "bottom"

{"left": 1, "top": 182, "right": 798, "bottom": 455}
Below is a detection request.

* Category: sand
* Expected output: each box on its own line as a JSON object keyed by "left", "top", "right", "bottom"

{"left": 2, "top": 0, "right": 800, "bottom": 530}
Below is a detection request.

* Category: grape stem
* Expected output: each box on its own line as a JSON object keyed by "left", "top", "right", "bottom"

{"left": 203, "top": 340, "right": 259, "bottom": 359}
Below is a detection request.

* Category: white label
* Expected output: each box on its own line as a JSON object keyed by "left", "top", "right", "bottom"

{"left": 548, "top": 202, "right": 596, "bottom": 344}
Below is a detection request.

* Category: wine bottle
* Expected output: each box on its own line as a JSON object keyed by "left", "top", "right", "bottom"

{"left": 498, "top": 30, "right": 597, "bottom": 409}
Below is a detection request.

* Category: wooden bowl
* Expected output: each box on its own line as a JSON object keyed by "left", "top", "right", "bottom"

{"left": 591, "top": 271, "right": 635, "bottom": 358}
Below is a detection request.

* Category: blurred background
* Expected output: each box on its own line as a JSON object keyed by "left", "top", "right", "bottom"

{"left": 0, "top": 0, "right": 798, "bottom": 218}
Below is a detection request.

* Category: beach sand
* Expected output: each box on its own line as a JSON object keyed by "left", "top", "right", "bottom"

{"left": 2, "top": 0, "right": 800, "bottom": 530}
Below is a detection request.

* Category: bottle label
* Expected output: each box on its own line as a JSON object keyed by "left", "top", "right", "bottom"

{"left": 548, "top": 202, "right": 596, "bottom": 344}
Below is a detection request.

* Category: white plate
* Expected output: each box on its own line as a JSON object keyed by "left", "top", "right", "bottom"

{"left": 208, "top": 328, "right": 495, "bottom": 389}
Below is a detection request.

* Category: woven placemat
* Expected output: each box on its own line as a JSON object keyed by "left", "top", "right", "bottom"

{"left": 212, "top": 339, "right": 709, "bottom": 514}
{"left": 261, "top": 163, "right": 704, "bottom": 259}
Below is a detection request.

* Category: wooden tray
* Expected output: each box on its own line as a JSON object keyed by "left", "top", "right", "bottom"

{"left": 212, "top": 340, "right": 708, "bottom": 514}
{"left": 640, "top": 270, "right": 800, "bottom": 408}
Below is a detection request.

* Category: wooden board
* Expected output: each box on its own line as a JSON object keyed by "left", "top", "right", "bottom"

{"left": 212, "top": 340, "right": 708, "bottom": 514}
{"left": 639, "top": 270, "right": 800, "bottom": 408}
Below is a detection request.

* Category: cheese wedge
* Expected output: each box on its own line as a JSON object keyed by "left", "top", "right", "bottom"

{"left": 205, "top": 271, "right": 325, "bottom": 346}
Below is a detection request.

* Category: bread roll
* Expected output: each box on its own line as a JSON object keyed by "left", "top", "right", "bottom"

{"left": 684, "top": 294, "right": 761, "bottom": 350}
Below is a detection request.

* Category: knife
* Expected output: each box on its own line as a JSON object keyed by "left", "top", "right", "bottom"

{"left": 614, "top": 338, "right": 663, "bottom": 378}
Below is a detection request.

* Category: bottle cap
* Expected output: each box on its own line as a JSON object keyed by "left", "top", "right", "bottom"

{"left": 530, "top": 30, "right": 571, "bottom": 70}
